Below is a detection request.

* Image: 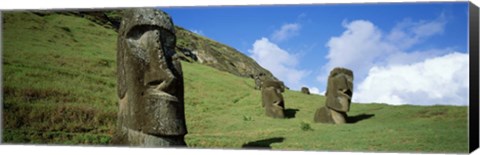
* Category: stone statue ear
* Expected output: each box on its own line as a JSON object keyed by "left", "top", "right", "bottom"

{"left": 346, "top": 75, "right": 354, "bottom": 91}
{"left": 117, "top": 34, "right": 127, "bottom": 99}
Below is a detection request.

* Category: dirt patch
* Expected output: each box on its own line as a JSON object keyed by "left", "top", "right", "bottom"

{"left": 4, "top": 86, "right": 76, "bottom": 103}
{"left": 416, "top": 108, "right": 448, "bottom": 118}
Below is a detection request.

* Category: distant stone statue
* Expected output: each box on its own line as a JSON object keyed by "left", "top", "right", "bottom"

{"left": 314, "top": 67, "right": 353, "bottom": 124}
{"left": 301, "top": 87, "right": 310, "bottom": 95}
{"left": 261, "top": 80, "right": 285, "bottom": 118}
{"left": 112, "top": 8, "right": 187, "bottom": 146}
{"left": 254, "top": 73, "right": 265, "bottom": 90}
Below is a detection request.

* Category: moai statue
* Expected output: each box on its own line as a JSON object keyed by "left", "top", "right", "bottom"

{"left": 113, "top": 8, "right": 187, "bottom": 147}
{"left": 301, "top": 87, "right": 310, "bottom": 95}
{"left": 313, "top": 67, "right": 353, "bottom": 124}
{"left": 254, "top": 73, "right": 265, "bottom": 90}
{"left": 261, "top": 80, "right": 285, "bottom": 118}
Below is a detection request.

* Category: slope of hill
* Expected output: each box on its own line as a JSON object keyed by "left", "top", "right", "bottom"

{"left": 174, "top": 26, "right": 277, "bottom": 80}
{"left": 44, "top": 10, "right": 278, "bottom": 81}
{"left": 1, "top": 11, "right": 468, "bottom": 153}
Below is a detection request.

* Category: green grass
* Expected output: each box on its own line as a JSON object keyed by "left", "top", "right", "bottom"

{"left": 182, "top": 63, "right": 468, "bottom": 153}
{"left": 2, "top": 12, "right": 117, "bottom": 145}
{"left": 2, "top": 12, "right": 469, "bottom": 153}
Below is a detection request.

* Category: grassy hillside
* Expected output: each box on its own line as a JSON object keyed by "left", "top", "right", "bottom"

{"left": 1, "top": 12, "right": 468, "bottom": 153}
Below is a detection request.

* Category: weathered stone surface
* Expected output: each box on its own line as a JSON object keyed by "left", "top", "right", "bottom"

{"left": 313, "top": 67, "right": 353, "bottom": 124}
{"left": 313, "top": 106, "right": 347, "bottom": 124}
{"left": 325, "top": 68, "right": 353, "bottom": 112}
{"left": 254, "top": 73, "right": 265, "bottom": 90}
{"left": 113, "top": 8, "right": 187, "bottom": 146}
{"left": 314, "top": 106, "right": 333, "bottom": 123}
{"left": 121, "top": 127, "right": 186, "bottom": 146}
{"left": 301, "top": 87, "right": 310, "bottom": 95}
{"left": 261, "top": 80, "right": 285, "bottom": 118}
{"left": 255, "top": 77, "right": 262, "bottom": 90}
{"left": 262, "top": 80, "right": 285, "bottom": 93}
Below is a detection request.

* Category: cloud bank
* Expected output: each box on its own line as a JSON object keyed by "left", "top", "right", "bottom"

{"left": 249, "top": 21, "right": 312, "bottom": 91}
{"left": 249, "top": 37, "right": 310, "bottom": 89}
{"left": 321, "top": 15, "right": 468, "bottom": 106}
{"left": 355, "top": 52, "right": 468, "bottom": 105}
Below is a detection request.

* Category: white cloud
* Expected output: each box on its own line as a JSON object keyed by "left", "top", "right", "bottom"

{"left": 309, "top": 87, "right": 321, "bottom": 95}
{"left": 320, "top": 90, "right": 326, "bottom": 96}
{"left": 271, "top": 23, "right": 301, "bottom": 42}
{"left": 298, "top": 13, "right": 307, "bottom": 19}
{"left": 354, "top": 52, "right": 468, "bottom": 106}
{"left": 320, "top": 15, "right": 468, "bottom": 106}
{"left": 249, "top": 37, "right": 310, "bottom": 90}
{"left": 386, "top": 15, "right": 446, "bottom": 49}
{"left": 191, "top": 29, "right": 204, "bottom": 36}
{"left": 319, "top": 20, "right": 395, "bottom": 84}
{"left": 319, "top": 17, "right": 448, "bottom": 84}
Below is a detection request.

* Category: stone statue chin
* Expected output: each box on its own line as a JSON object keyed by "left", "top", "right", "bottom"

{"left": 314, "top": 67, "right": 354, "bottom": 124}
{"left": 113, "top": 8, "right": 187, "bottom": 147}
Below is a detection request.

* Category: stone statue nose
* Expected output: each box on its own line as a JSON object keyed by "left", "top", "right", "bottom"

{"left": 343, "top": 89, "right": 352, "bottom": 97}
{"left": 144, "top": 68, "right": 163, "bottom": 87}
{"left": 144, "top": 52, "right": 164, "bottom": 87}
{"left": 143, "top": 31, "right": 164, "bottom": 87}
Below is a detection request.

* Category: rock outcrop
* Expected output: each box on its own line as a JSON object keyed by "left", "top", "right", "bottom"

{"left": 113, "top": 8, "right": 187, "bottom": 147}
{"left": 313, "top": 67, "right": 354, "bottom": 124}
{"left": 174, "top": 26, "right": 278, "bottom": 82}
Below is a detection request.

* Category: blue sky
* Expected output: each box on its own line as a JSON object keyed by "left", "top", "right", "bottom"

{"left": 161, "top": 2, "right": 469, "bottom": 106}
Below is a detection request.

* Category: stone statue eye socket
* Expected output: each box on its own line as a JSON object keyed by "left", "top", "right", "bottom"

{"left": 338, "top": 88, "right": 352, "bottom": 97}
{"left": 343, "top": 89, "right": 352, "bottom": 97}
{"left": 160, "top": 31, "right": 175, "bottom": 46}
{"left": 147, "top": 80, "right": 162, "bottom": 86}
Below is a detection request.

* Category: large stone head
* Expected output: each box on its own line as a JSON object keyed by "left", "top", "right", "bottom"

{"left": 117, "top": 8, "right": 186, "bottom": 136}
{"left": 261, "top": 80, "right": 285, "bottom": 118}
{"left": 262, "top": 80, "right": 285, "bottom": 93}
{"left": 325, "top": 67, "right": 354, "bottom": 112}
{"left": 301, "top": 87, "right": 310, "bottom": 95}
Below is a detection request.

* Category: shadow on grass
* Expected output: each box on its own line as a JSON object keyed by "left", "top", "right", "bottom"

{"left": 347, "top": 113, "right": 375, "bottom": 123}
{"left": 242, "top": 137, "right": 285, "bottom": 149}
{"left": 284, "top": 108, "right": 299, "bottom": 119}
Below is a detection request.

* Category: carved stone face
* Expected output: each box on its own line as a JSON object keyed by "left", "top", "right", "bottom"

{"left": 254, "top": 75, "right": 262, "bottom": 90}
{"left": 325, "top": 68, "right": 354, "bottom": 112}
{"left": 301, "top": 87, "right": 310, "bottom": 95}
{"left": 117, "top": 8, "right": 186, "bottom": 137}
{"left": 261, "top": 80, "right": 285, "bottom": 118}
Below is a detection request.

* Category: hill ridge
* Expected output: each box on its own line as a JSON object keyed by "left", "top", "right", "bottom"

{"left": 47, "top": 10, "right": 279, "bottom": 81}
